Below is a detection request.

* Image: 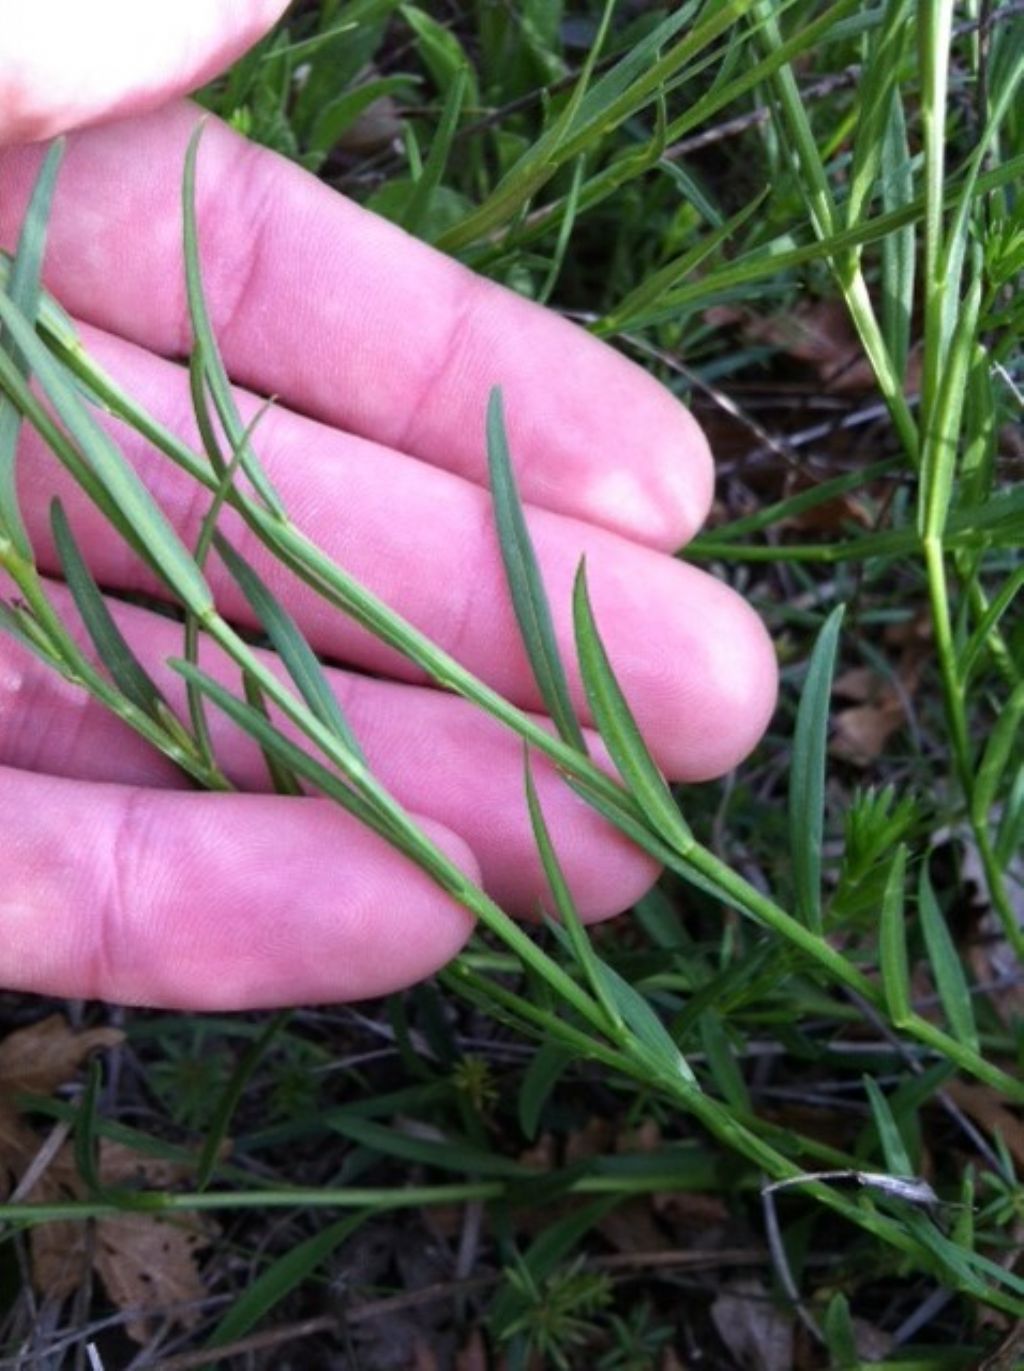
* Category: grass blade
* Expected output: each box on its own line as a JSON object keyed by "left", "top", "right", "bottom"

{"left": 588, "top": 962, "right": 697, "bottom": 1086}
{"left": 196, "top": 1011, "right": 291, "bottom": 1190}
{"left": 182, "top": 123, "right": 286, "bottom": 521}
{"left": 215, "top": 532, "right": 367, "bottom": 765}
{"left": 0, "top": 140, "right": 63, "bottom": 561}
{"left": 401, "top": 64, "right": 467, "bottom": 239}
{"left": 572, "top": 559, "right": 690, "bottom": 849}
{"left": 241, "top": 671, "right": 304, "bottom": 796}
{"left": 918, "top": 860, "right": 978, "bottom": 1052}
{"left": 49, "top": 498, "right": 176, "bottom": 726}
{"left": 863, "top": 1075, "right": 914, "bottom": 1177}
{"left": 518, "top": 1041, "right": 574, "bottom": 1142}
{"left": 204, "top": 1213, "right": 370, "bottom": 1351}
{"left": 879, "top": 846, "right": 911, "bottom": 1027}
{"left": 488, "top": 389, "right": 587, "bottom": 752}
{"left": 0, "top": 294, "right": 215, "bottom": 615}
{"left": 789, "top": 604, "right": 844, "bottom": 933}
{"left": 524, "top": 750, "right": 621, "bottom": 1034}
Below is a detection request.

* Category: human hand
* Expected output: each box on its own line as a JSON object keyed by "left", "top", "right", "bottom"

{"left": 0, "top": 22, "right": 776, "bottom": 1011}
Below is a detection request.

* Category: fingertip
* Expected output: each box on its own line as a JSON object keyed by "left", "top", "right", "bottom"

{"left": 661, "top": 586, "right": 779, "bottom": 781}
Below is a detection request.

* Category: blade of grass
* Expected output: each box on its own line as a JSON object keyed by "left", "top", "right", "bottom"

{"left": 49, "top": 498, "right": 192, "bottom": 744}
{"left": 789, "top": 605, "right": 844, "bottom": 933}
{"left": 0, "top": 140, "right": 63, "bottom": 561}
{"left": 196, "top": 1010, "right": 291, "bottom": 1191}
{"left": 524, "top": 750, "right": 621, "bottom": 1034}
{"left": 878, "top": 846, "right": 911, "bottom": 1027}
{"left": 572, "top": 559, "right": 691, "bottom": 850}
{"left": 488, "top": 388, "right": 586, "bottom": 752}
{"left": 918, "top": 860, "right": 979, "bottom": 1053}
{"left": 203, "top": 1212, "right": 370, "bottom": 1355}
{"left": 215, "top": 532, "right": 367, "bottom": 764}
{"left": 402, "top": 64, "right": 467, "bottom": 239}
{"left": 182, "top": 123, "right": 286, "bottom": 521}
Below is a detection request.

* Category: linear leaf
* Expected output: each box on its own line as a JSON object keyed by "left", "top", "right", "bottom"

{"left": 524, "top": 750, "right": 621, "bottom": 1033}
{"left": 789, "top": 604, "right": 844, "bottom": 932}
{"left": 972, "top": 680, "right": 1024, "bottom": 825}
{"left": 518, "top": 1041, "right": 575, "bottom": 1141}
{"left": 572, "top": 559, "right": 690, "bottom": 849}
{"left": 182, "top": 123, "right": 286, "bottom": 520}
{"left": 699, "top": 1011, "right": 749, "bottom": 1111}
{"left": 402, "top": 64, "right": 467, "bottom": 239}
{"left": 878, "top": 845, "right": 911, "bottom": 1026}
{"left": 50, "top": 499, "right": 173, "bottom": 723}
{"left": 863, "top": 1075, "right": 914, "bottom": 1177}
{"left": 0, "top": 140, "right": 63, "bottom": 560}
{"left": 215, "top": 532, "right": 367, "bottom": 765}
{"left": 488, "top": 389, "right": 586, "bottom": 753}
{"left": 588, "top": 961, "right": 696, "bottom": 1086}
{"left": 196, "top": 1010, "right": 291, "bottom": 1191}
{"left": 204, "top": 1213, "right": 369, "bottom": 1350}
{"left": 0, "top": 294, "right": 214, "bottom": 614}
{"left": 241, "top": 672, "right": 304, "bottom": 797}
{"left": 170, "top": 659, "right": 391, "bottom": 839}
{"left": 918, "top": 861, "right": 978, "bottom": 1052}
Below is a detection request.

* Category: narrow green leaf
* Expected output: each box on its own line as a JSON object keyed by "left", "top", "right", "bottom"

{"left": 399, "top": 4, "right": 478, "bottom": 100}
{"left": 918, "top": 861, "right": 978, "bottom": 1052}
{"left": 962, "top": 567, "right": 1024, "bottom": 683}
{"left": 196, "top": 1011, "right": 290, "bottom": 1191}
{"left": 518, "top": 1041, "right": 574, "bottom": 1141}
{"left": 599, "top": 190, "right": 769, "bottom": 334}
{"left": 73, "top": 1058, "right": 104, "bottom": 1197}
{"left": 490, "top": 1198, "right": 619, "bottom": 1334}
{"left": 879, "top": 88, "right": 916, "bottom": 383}
{"left": 402, "top": 64, "right": 467, "bottom": 240}
{"left": 572, "top": 560, "right": 690, "bottom": 849}
{"left": 241, "top": 671, "right": 304, "bottom": 796}
{"left": 0, "top": 140, "right": 64, "bottom": 560}
{"left": 0, "top": 294, "right": 215, "bottom": 615}
{"left": 170, "top": 659, "right": 388, "bottom": 837}
{"left": 863, "top": 1076, "right": 914, "bottom": 1177}
{"left": 995, "top": 765, "right": 1024, "bottom": 869}
{"left": 822, "top": 1292, "right": 858, "bottom": 1369}
{"left": 698, "top": 1012, "right": 749, "bottom": 1111}
{"left": 204, "top": 1213, "right": 369, "bottom": 1351}
{"left": 328, "top": 1116, "right": 529, "bottom": 1178}
{"left": 789, "top": 605, "right": 844, "bottom": 932}
{"left": 878, "top": 846, "right": 911, "bottom": 1026}
{"left": 215, "top": 533, "right": 367, "bottom": 765}
{"left": 589, "top": 962, "right": 696, "bottom": 1086}
{"left": 488, "top": 390, "right": 586, "bottom": 753}
{"left": 50, "top": 499, "right": 173, "bottom": 724}
{"left": 182, "top": 124, "right": 286, "bottom": 521}
{"left": 972, "top": 680, "right": 1024, "bottom": 825}
{"left": 524, "top": 751, "right": 620, "bottom": 1033}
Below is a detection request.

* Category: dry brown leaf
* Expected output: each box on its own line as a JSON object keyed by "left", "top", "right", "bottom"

{"left": 0, "top": 1016, "right": 215, "bottom": 1347}
{"left": 831, "top": 698, "right": 907, "bottom": 766}
{"left": 944, "top": 1081, "right": 1024, "bottom": 1169}
{"left": 711, "top": 1279, "right": 794, "bottom": 1371}
{"left": 92, "top": 1211, "right": 216, "bottom": 1343}
{"left": 0, "top": 1015, "right": 123, "bottom": 1096}
{"left": 597, "top": 1197, "right": 668, "bottom": 1254}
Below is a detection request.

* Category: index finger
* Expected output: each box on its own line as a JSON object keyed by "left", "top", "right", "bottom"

{"left": 0, "top": 101, "right": 713, "bottom": 550}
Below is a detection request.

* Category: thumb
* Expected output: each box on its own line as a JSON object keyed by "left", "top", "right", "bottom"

{"left": 0, "top": 1, "right": 290, "bottom": 146}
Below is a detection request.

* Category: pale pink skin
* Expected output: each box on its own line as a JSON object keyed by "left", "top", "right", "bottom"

{"left": 0, "top": 12, "right": 778, "bottom": 1009}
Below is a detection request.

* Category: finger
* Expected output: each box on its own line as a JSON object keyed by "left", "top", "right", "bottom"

{"left": 0, "top": 576, "right": 659, "bottom": 922}
{"left": 17, "top": 323, "right": 778, "bottom": 781}
{"left": 0, "top": 2, "right": 288, "bottom": 145}
{"left": 0, "top": 763, "right": 477, "bottom": 1008}
{"left": 0, "top": 101, "right": 712, "bottom": 549}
